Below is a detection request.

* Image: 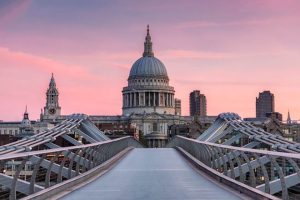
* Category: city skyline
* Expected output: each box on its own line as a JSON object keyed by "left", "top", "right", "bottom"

{"left": 1, "top": 0, "right": 300, "bottom": 120}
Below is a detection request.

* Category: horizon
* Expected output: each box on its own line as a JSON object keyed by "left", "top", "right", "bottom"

{"left": 1, "top": 0, "right": 300, "bottom": 121}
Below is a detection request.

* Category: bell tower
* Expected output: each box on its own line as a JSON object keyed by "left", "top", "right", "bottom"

{"left": 43, "top": 73, "right": 61, "bottom": 121}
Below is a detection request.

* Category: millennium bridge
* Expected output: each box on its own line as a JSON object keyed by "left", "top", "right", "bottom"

{"left": 0, "top": 113, "right": 299, "bottom": 199}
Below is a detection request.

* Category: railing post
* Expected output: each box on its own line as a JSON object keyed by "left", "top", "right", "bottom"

{"left": 29, "top": 154, "right": 46, "bottom": 194}
{"left": 10, "top": 157, "right": 28, "bottom": 200}
{"left": 45, "top": 151, "right": 61, "bottom": 188}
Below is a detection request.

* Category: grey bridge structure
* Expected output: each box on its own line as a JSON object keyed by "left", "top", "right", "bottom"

{"left": 0, "top": 113, "right": 299, "bottom": 199}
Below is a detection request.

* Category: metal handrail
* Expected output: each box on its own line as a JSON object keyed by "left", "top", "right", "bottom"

{"left": 168, "top": 135, "right": 300, "bottom": 200}
{"left": 0, "top": 136, "right": 132, "bottom": 160}
{"left": 177, "top": 135, "right": 300, "bottom": 159}
{"left": 0, "top": 136, "right": 143, "bottom": 200}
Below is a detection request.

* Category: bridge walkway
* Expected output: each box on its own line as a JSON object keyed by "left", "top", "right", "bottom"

{"left": 62, "top": 148, "right": 245, "bottom": 200}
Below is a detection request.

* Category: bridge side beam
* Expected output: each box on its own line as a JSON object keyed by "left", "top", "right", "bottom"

{"left": 0, "top": 173, "right": 44, "bottom": 195}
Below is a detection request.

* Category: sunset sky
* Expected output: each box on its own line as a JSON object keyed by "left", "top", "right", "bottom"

{"left": 0, "top": 0, "right": 300, "bottom": 121}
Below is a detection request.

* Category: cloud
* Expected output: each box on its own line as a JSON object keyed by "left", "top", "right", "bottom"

{"left": 0, "top": 47, "right": 130, "bottom": 120}
{"left": 175, "top": 18, "right": 277, "bottom": 30}
{"left": 160, "top": 49, "right": 236, "bottom": 60}
{"left": 0, "top": 0, "right": 31, "bottom": 28}
{"left": 0, "top": 47, "right": 93, "bottom": 80}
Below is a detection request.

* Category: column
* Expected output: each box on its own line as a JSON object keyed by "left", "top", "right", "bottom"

{"left": 131, "top": 93, "right": 134, "bottom": 107}
{"left": 139, "top": 92, "right": 141, "bottom": 106}
{"left": 133, "top": 92, "right": 136, "bottom": 107}
{"left": 158, "top": 92, "right": 161, "bottom": 106}
{"left": 122, "top": 94, "right": 125, "bottom": 107}
{"left": 164, "top": 93, "right": 167, "bottom": 106}
{"left": 143, "top": 92, "right": 146, "bottom": 106}
{"left": 148, "top": 92, "right": 151, "bottom": 106}
{"left": 151, "top": 92, "right": 154, "bottom": 106}
{"left": 153, "top": 92, "right": 156, "bottom": 106}
{"left": 128, "top": 93, "right": 130, "bottom": 107}
{"left": 166, "top": 93, "right": 169, "bottom": 107}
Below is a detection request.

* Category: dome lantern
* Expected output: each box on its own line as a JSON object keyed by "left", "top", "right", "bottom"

{"left": 143, "top": 25, "right": 154, "bottom": 57}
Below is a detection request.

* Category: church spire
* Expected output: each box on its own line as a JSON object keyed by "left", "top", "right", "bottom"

{"left": 287, "top": 110, "right": 292, "bottom": 124}
{"left": 143, "top": 25, "right": 154, "bottom": 57}
{"left": 49, "top": 73, "right": 56, "bottom": 87}
{"left": 23, "top": 105, "right": 29, "bottom": 120}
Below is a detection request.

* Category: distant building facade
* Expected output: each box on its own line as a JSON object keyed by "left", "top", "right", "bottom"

{"left": 256, "top": 91, "right": 274, "bottom": 118}
{"left": 0, "top": 107, "right": 54, "bottom": 145}
{"left": 189, "top": 90, "right": 207, "bottom": 117}
{"left": 265, "top": 112, "right": 282, "bottom": 122}
{"left": 175, "top": 98, "right": 181, "bottom": 115}
{"left": 245, "top": 111, "right": 300, "bottom": 143}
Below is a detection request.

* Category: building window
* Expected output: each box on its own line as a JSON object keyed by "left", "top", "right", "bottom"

{"left": 9, "top": 130, "right": 12, "bottom": 135}
{"left": 15, "top": 130, "right": 18, "bottom": 135}
{"left": 4, "top": 130, "right": 7, "bottom": 134}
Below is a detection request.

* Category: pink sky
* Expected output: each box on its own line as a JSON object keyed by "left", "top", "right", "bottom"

{"left": 0, "top": 0, "right": 300, "bottom": 121}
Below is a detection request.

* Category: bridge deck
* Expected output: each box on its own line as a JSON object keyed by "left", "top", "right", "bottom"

{"left": 62, "top": 148, "right": 243, "bottom": 200}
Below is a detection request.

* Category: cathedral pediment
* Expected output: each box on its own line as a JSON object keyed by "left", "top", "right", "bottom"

{"left": 129, "top": 112, "right": 169, "bottom": 120}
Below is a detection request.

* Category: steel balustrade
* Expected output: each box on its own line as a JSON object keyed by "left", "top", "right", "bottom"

{"left": 168, "top": 135, "right": 300, "bottom": 200}
{"left": 0, "top": 114, "right": 110, "bottom": 156}
{"left": 0, "top": 136, "right": 142, "bottom": 200}
{"left": 197, "top": 112, "right": 300, "bottom": 153}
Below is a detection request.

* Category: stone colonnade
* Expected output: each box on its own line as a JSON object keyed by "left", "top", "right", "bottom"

{"left": 123, "top": 91, "right": 174, "bottom": 108}
{"left": 147, "top": 138, "right": 167, "bottom": 148}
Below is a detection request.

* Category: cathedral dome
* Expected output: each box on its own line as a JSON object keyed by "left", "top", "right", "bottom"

{"left": 128, "top": 25, "right": 168, "bottom": 80}
{"left": 129, "top": 56, "right": 168, "bottom": 79}
{"left": 122, "top": 26, "right": 175, "bottom": 116}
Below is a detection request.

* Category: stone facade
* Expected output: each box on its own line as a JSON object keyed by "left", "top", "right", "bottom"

{"left": 0, "top": 107, "right": 54, "bottom": 145}
{"left": 122, "top": 25, "right": 175, "bottom": 116}
{"left": 41, "top": 73, "right": 62, "bottom": 122}
{"left": 175, "top": 98, "right": 181, "bottom": 116}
